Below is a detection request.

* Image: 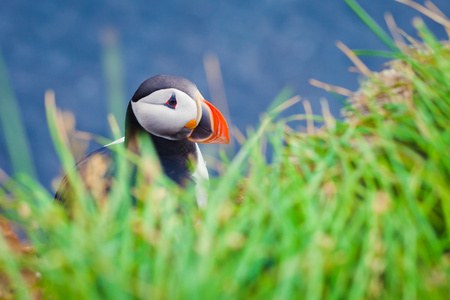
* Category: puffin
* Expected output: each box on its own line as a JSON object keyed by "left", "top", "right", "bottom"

{"left": 55, "top": 75, "right": 229, "bottom": 207}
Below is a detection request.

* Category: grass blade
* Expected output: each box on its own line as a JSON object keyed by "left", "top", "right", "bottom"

{"left": 345, "top": 0, "right": 399, "bottom": 51}
{"left": 0, "top": 48, "right": 36, "bottom": 179}
{"left": 101, "top": 29, "right": 126, "bottom": 136}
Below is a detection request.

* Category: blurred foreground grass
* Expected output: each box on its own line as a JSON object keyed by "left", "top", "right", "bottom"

{"left": 1, "top": 1, "right": 450, "bottom": 299}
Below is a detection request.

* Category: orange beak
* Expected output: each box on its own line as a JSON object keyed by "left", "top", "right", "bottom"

{"left": 188, "top": 99, "right": 229, "bottom": 144}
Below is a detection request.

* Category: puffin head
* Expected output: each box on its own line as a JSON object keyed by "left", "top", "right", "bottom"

{"left": 128, "top": 75, "right": 229, "bottom": 144}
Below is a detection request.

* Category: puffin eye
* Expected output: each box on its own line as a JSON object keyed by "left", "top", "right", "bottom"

{"left": 164, "top": 93, "right": 177, "bottom": 109}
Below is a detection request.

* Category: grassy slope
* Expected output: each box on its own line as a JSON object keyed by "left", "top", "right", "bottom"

{"left": 1, "top": 1, "right": 450, "bottom": 299}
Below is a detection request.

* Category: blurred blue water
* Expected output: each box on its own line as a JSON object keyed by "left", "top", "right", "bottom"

{"left": 0, "top": 0, "right": 449, "bottom": 188}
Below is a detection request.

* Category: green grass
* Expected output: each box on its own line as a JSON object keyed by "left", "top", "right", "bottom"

{"left": 101, "top": 28, "right": 126, "bottom": 136}
{"left": 1, "top": 1, "right": 450, "bottom": 299}
{"left": 0, "top": 48, "right": 36, "bottom": 179}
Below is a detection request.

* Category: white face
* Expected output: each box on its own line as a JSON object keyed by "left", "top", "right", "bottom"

{"left": 131, "top": 88, "right": 198, "bottom": 140}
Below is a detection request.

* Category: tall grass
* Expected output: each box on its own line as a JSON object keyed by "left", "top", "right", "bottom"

{"left": 1, "top": 1, "right": 450, "bottom": 299}
{"left": 102, "top": 28, "right": 126, "bottom": 136}
{"left": 0, "top": 48, "right": 36, "bottom": 179}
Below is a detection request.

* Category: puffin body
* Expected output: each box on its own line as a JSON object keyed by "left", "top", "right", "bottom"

{"left": 55, "top": 75, "right": 229, "bottom": 207}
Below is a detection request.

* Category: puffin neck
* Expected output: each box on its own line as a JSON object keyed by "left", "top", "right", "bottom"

{"left": 124, "top": 102, "right": 197, "bottom": 186}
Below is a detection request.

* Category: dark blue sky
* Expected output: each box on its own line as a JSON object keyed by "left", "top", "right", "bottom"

{"left": 0, "top": 0, "right": 449, "bottom": 188}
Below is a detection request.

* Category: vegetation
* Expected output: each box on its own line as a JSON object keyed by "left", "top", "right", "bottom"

{"left": 1, "top": 0, "right": 449, "bottom": 299}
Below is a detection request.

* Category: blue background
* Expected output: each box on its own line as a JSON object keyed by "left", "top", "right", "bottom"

{"left": 0, "top": 0, "right": 449, "bottom": 189}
